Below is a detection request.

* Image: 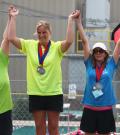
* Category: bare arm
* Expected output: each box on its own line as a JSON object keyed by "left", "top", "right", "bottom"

{"left": 61, "top": 10, "right": 79, "bottom": 53}
{"left": 76, "top": 10, "right": 90, "bottom": 60}
{"left": 1, "top": 16, "right": 10, "bottom": 55}
{"left": 113, "top": 39, "right": 120, "bottom": 64}
{"left": 8, "top": 6, "right": 21, "bottom": 50}
{"left": 1, "top": 40, "right": 9, "bottom": 55}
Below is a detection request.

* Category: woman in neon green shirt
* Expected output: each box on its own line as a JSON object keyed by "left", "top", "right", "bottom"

{"left": 0, "top": 9, "right": 13, "bottom": 135}
{"left": 8, "top": 6, "right": 79, "bottom": 135}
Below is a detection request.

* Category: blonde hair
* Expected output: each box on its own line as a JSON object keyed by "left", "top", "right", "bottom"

{"left": 36, "top": 20, "right": 52, "bottom": 33}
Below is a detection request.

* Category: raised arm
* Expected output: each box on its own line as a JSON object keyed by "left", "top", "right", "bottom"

{"left": 113, "top": 39, "right": 120, "bottom": 64}
{"left": 61, "top": 10, "right": 79, "bottom": 53}
{"left": 8, "top": 5, "right": 21, "bottom": 49}
{"left": 76, "top": 10, "right": 90, "bottom": 60}
{"left": 0, "top": 13, "right": 10, "bottom": 55}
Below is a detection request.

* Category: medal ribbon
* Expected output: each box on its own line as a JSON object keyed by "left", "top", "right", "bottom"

{"left": 95, "top": 65, "right": 104, "bottom": 82}
{"left": 38, "top": 40, "right": 51, "bottom": 65}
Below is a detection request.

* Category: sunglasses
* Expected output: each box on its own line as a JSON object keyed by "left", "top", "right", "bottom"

{"left": 93, "top": 48, "right": 105, "bottom": 54}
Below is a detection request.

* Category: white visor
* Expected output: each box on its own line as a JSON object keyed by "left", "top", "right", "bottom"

{"left": 92, "top": 42, "right": 107, "bottom": 51}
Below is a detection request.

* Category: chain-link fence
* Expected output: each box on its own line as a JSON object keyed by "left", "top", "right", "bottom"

{"left": 12, "top": 93, "right": 83, "bottom": 135}
{"left": 10, "top": 54, "right": 85, "bottom": 135}
{"left": 9, "top": 54, "right": 120, "bottom": 135}
{"left": 0, "top": 0, "right": 120, "bottom": 134}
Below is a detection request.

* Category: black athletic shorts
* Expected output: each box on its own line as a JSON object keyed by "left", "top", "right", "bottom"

{"left": 0, "top": 110, "right": 13, "bottom": 135}
{"left": 80, "top": 108, "right": 116, "bottom": 134}
{"left": 29, "top": 94, "right": 63, "bottom": 112}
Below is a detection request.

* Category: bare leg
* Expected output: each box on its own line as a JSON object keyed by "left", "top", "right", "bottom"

{"left": 33, "top": 111, "right": 46, "bottom": 135}
{"left": 47, "top": 111, "right": 60, "bottom": 135}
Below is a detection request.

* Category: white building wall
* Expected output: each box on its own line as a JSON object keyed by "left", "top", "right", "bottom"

{"left": 0, "top": 0, "right": 76, "bottom": 53}
{"left": 86, "top": 0, "right": 110, "bottom": 27}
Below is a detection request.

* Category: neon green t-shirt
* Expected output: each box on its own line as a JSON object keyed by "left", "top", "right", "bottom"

{"left": 20, "top": 39, "right": 64, "bottom": 96}
{"left": 0, "top": 48, "right": 13, "bottom": 114}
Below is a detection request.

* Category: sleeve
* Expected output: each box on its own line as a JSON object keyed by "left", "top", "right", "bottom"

{"left": 55, "top": 41, "right": 64, "bottom": 57}
{"left": 20, "top": 38, "right": 31, "bottom": 54}
{"left": 109, "top": 56, "right": 118, "bottom": 69}
{"left": 0, "top": 48, "right": 9, "bottom": 65}
{"left": 84, "top": 56, "right": 92, "bottom": 68}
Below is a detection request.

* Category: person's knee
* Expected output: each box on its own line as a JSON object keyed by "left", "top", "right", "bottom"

{"left": 49, "top": 123, "right": 58, "bottom": 130}
{"left": 48, "top": 122, "right": 58, "bottom": 134}
{"left": 35, "top": 121, "right": 46, "bottom": 129}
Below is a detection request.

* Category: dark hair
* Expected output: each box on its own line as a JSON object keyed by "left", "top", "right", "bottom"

{"left": 91, "top": 51, "right": 109, "bottom": 68}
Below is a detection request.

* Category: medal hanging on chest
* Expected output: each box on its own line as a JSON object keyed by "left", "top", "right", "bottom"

{"left": 92, "top": 65, "right": 104, "bottom": 98}
{"left": 37, "top": 40, "right": 51, "bottom": 75}
{"left": 37, "top": 66, "right": 45, "bottom": 74}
